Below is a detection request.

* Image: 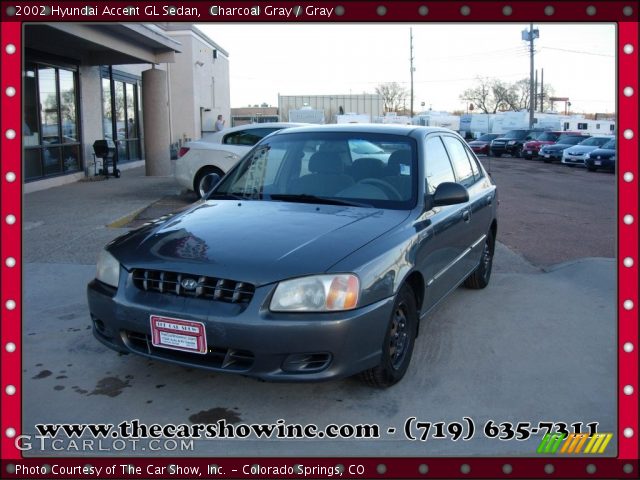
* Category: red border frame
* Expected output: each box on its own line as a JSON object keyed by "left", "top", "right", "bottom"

{"left": 1, "top": 1, "right": 638, "bottom": 478}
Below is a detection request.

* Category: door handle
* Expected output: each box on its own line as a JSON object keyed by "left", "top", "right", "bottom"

{"left": 462, "top": 210, "right": 471, "bottom": 222}
{"left": 486, "top": 195, "right": 493, "bottom": 206}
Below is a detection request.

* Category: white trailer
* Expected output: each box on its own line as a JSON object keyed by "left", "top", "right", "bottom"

{"left": 413, "top": 112, "right": 461, "bottom": 131}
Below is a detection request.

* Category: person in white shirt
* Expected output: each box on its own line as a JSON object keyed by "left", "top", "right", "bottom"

{"left": 214, "top": 115, "right": 225, "bottom": 131}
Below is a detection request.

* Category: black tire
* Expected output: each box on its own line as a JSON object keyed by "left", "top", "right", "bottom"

{"left": 492, "top": 151, "right": 502, "bottom": 158}
{"left": 515, "top": 146, "right": 523, "bottom": 158}
{"left": 194, "top": 166, "right": 224, "bottom": 199}
{"left": 361, "top": 284, "right": 418, "bottom": 388}
{"left": 464, "top": 229, "right": 495, "bottom": 289}
{"left": 543, "top": 158, "right": 552, "bottom": 163}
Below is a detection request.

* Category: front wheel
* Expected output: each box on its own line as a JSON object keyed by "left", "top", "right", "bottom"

{"left": 464, "top": 229, "right": 495, "bottom": 289}
{"left": 360, "top": 284, "right": 418, "bottom": 388}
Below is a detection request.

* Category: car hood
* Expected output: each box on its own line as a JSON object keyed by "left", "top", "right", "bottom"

{"left": 587, "top": 148, "right": 616, "bottom": 159}
{"left": 541, "top": 143, "right": 573, "bottom": 152}
{"left": 108, "top": 201, "right": 410, "bottom": 286}
{"left": 566, "top": 145, "right": 600, "bottom": 154}
{"left": 468, "top": 140, "right": 488, "bottom": 146}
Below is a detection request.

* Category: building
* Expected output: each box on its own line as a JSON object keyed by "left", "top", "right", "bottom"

{"left": 230, "top": 107, "right": 279, "bottom": 126}
{"left": 23, "top": 23, "right": 230, "bottom": 192}
{"left": 278, "top": 94, "right": 384, "bottom": 125}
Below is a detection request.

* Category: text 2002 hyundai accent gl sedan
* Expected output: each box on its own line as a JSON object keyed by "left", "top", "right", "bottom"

{"left": 88, "top": 125, "right": 498, "bottom": 387}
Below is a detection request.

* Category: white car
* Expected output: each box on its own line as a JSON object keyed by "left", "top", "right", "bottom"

{"left": 561, "top": 136, "right": 614, "bottom": 166}
{"left": 175, "top": 122, "right": 303, "bottom": 197}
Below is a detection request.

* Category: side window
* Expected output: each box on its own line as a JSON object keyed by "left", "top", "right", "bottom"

{"left": 425, "top": 136, "right": 456, "bottom": 195}
{"left": 466, "top": 149, "right": 482, "bottom": 180}
{"left": 222, "top": 128, "right": 280, "bottom": 146}
{"left": 442, "top": 136, "right": 475, "bottom": 188}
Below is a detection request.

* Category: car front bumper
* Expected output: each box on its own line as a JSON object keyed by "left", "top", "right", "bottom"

{"left": 562, "top": 154, "right": 588, "bottom": 165}
{"left": 87, "top": 275, "right": 394, "bottom": 382}
{"left": 585, "top": 158, "right": 615, "bottom": 170}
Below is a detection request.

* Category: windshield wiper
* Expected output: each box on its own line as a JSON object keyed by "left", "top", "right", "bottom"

{"left": 206, "top": 192, "right": 246, "bottom": 200}
{"left": 269, "top": 194, "right": 373, "bottom": 208}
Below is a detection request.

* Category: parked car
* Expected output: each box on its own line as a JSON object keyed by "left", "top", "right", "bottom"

{"left": 175, "top": 122, "right": 303, "bottom": 198}
{"left": 584, "top": 138, "right": 616, "bottom": 172}
{"left": 88, "top": 125, "right": 498, "bottom": 387}
{"left": 490, "top": 129, "right": 548, "bottom": 157}
{"left": 562, "top": 136, "right": 614, "bottom": 167}
{"left": 521, "top": 131, "right": 582, "bottom": 159}
{"left": 540, "top": 134, "right": 591, "bottom": 163}
{"left": 467, "top": 133, "right": 500, "bottom": 155}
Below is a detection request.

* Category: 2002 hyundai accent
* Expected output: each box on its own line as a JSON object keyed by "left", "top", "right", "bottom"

{"left": 88, "top": 125, "right": 498, "bottom": 387}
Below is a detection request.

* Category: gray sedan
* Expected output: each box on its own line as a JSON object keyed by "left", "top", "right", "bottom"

{"left": 88, "top": 125, "right": 498, "bottom": 387}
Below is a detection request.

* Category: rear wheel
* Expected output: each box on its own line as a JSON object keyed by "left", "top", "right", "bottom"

{"left": 361, "top": 284, "right": 418, "bottom": 388}
{"left": 464, "top": 229, "right": 495, "bottom": 289}
{"left": 194, "top": 166, "right": 224, "bottom": 199}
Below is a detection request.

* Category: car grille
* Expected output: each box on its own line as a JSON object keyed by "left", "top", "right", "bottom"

{"left": 131, "top": 269, "right": 255, "bottom": 304}
{"left": 124, "top": 330, "right": 255, "bottom": 371}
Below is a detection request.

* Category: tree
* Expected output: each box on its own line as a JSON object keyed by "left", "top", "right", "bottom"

{"left": 461, "top": 77, "right": 555, "bottom": 113}
{"left": 375, "top": 82, "right": 409, "bottom": 113}
{"left": 459, "top": 77, "right": 503, "bottom": 114}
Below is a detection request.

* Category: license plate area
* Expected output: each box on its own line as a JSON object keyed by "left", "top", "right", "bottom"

{"left": 150, "top": 315, "right": 207, "bottom": 354}
{"left": 595, "top": 160, "right": 602, "bottom": 165}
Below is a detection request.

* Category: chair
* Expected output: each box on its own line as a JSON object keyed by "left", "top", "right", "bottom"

{"left": 289, "top": 151, "right": 354, "bottom": 196}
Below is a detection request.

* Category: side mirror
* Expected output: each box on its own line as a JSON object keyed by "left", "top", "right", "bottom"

{"left": 201, "top": 173, "right": 221, "bottom": 198}
{"left": 432, "top": 182, "right": 469, "bottom": 207}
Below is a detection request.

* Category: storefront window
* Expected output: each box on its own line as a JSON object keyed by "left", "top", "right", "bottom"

{"left": 39, "top": 67, "right": 60, "bottom": 145}
{"left": 23, "top": 63, "right": 81, "bottom": 182}
{"left": 101, "top": 71, "right": 141, "bottom": 162}
{"left": 102, "top": 78, "right": 113, "bottom": 141}
{"left": 59, "top": 69, "right": 77, "bottom": 143}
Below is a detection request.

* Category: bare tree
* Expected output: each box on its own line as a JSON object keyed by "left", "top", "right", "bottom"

{"left": 375, "top": 82, "right": 409, "bottom": 113}
{"left": 461, "top": 77, "right": 555, "bottom": 113}
{"left": 460, "top": 77, "right": 502, "bottom": 114}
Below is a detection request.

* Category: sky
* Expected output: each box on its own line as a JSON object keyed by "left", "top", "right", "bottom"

{"left": 197, "top": 23, "right": 616, "bottom": 114}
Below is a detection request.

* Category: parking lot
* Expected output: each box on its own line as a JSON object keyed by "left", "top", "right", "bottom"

{"left": 21, "top": 158, "right": 616, "bottom": 457}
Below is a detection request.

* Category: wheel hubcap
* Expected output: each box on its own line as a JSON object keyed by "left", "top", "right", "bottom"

{"left": 389, "top": 305, "right": 409, "bottom": 369}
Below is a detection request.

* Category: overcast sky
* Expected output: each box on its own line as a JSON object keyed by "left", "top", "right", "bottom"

{"left": 198, "top": 23, "right": 616, "bottom": 114}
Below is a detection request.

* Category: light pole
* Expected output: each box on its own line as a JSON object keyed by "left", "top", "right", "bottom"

{"left": 522, "top": 24, "right": 539, "bottom": 128}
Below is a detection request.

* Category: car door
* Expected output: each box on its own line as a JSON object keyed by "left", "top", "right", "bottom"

{"left": 415, "top": 134, "right": 469, "bottom": 312}
{"left": 441, "top": 134, "right": 493, "bottom": 276}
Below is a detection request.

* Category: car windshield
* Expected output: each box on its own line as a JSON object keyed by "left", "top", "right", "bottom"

{"left": 502, "top": 130, "right": 528, "bottom": 139}
{"left": 536, "top": 132, "right": 560, "bottom": 142}
{"left": 579, "top": 137, "right": 612, "bottom": 147}
{"left": 212, "top": 132, "right": 417, "bottom": 210}
{"left": 478, "top": 134, "right": 498, "bottom": 141}
{"left": 600, "top": 139, "right": 616, "bottom": 149}
{"left": 557, "top": 135, "right": 586, "bottom": 145}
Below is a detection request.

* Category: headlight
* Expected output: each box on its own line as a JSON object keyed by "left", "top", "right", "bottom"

{"left": 507, "top": 140, "right": 516, "bottom": 145}
{"left": 270, "top": 274, "right": 360, "bottom": 312}
{"left": 96, "top": 250, "right": 120, "bottom": 288}
{"left": 584, "top": 153, "right": 590, "bottom": 160}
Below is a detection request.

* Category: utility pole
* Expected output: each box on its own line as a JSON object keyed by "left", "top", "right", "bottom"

{"left": 410, "top": 28, "right": 415, "bottom": 118}
{"left": 540, "top": 68, "right": 544, "bottom": 112}
{"left": 523, "top": 24, "right": 539, "bottom": 128}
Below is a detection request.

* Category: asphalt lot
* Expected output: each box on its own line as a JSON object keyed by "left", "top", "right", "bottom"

{"left": 20, "top": 161, "right": 616, "bottom": 457}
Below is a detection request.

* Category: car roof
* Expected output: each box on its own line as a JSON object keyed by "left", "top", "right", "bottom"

{"left": 269, "top": 123, "right": 456, "bottom": 137}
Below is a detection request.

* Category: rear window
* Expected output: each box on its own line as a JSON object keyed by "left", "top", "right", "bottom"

{"left": 502, "top": 130, "right": 528, "bottom": 139}
{"left": 557, "top": 135, "right": 586, "bottom": 145}
{"left": 536, "top": 132, "right": 560, "bottom": 142}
